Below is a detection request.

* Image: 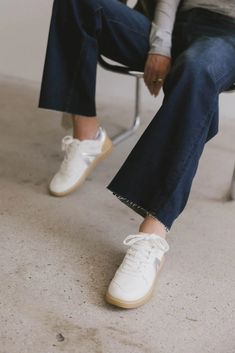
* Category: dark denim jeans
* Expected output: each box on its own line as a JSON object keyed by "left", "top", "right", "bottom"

{"left": 38, "top": 0, "right": 152, "bottom": 116}
{"left": 38, "top": 1, "right": 235, "bottom": 231}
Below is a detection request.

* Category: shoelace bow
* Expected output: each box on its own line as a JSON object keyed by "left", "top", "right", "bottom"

{"left": 120, "top": 234, "right": 169, "bottom": 274}
{"left": 59, "top": 136, "right": 102, "bottom": 174}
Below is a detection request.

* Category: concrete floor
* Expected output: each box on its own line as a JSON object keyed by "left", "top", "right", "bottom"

{"left": 0, "top": 75, "right": 235, "bottom": 353}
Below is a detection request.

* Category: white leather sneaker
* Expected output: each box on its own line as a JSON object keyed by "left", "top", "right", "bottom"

{"left": 105, "top": 232, "right": 170, "bottom": 309}
{"left": 49, "top": 126, "right": 113, "bottom": 196}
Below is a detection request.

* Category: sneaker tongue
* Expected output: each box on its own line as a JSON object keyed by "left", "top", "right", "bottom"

{"left": 132, "top": 235, "right": 168, "bottom": 262}
{"left": 135, "top": 239, "right": 161, "bottom": 250}
{"left": 137, "top": 238, "right": 164, "bottom": 257}
{"left": 123, "top": 234, "right": 169, "bottom": 256}
{"left": 138, "top": 233, "right": 169, "bottom": 251}
{"left": 135, "top": 238, "right": 153, "bottom": 249}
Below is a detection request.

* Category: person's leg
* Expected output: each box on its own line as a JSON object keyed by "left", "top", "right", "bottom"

{"left": 39, "top": 0, "right": 154, "bottom": 195}
{"left": 72, "top": 115, "right": 100, "bottom": 140}
{"left": 106, "top": 10, "right": 235, "bottom": 309}
{"left": 139, "top": 215, "right": 167, "bottom": 237}
{"left": 107, "top": 12, "right": 235, "bottom": 234}
{"left": 71, "top": 0, "right": 153, "bottom": 140}
{"left": 38, "top": 0, "right": 151, "bottom": 136}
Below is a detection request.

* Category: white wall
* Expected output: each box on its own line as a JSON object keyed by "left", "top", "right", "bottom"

{"left": 0, "top": 0, "right": 234, "bottom": 118}
{"left": 0, "top": 0, "right": 52, "bottom": 82}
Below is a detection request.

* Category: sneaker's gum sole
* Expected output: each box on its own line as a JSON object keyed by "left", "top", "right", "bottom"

{"left": 105, "top": 257, "right": 165, "bottom": 309}
{"left": 49, "top": 135, "right": 113, "bottom": 197}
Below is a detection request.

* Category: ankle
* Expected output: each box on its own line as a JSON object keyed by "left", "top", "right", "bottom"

{"left": 73, "top": 127, "right": 100, "bottom": 140}
{"left": 139, "top": 216, "right": 167, "bottom": 239}
{"left": 72, "top": 115, "right": 100, "bottom": 140}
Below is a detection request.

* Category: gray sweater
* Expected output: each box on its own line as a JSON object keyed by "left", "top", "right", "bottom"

{"left": 149, "top": 0, "right": 235, "bottom": 57}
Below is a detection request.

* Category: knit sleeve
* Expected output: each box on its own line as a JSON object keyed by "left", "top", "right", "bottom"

{"left": 148, "top": 0, "right": 181, "bottom": 57}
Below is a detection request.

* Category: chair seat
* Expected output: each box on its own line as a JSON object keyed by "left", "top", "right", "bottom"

{"left": 98, "top": 55, "right": 143, "bottom": 77}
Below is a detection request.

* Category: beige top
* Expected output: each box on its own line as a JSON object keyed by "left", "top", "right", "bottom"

{"left": 149, "top": 0, "right": 235, "bottom": 57}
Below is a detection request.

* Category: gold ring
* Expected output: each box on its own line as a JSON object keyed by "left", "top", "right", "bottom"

{"left": 152, "top": 78, "right": 164, "bottom": 84}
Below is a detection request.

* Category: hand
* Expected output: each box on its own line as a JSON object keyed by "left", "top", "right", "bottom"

{"left": 144, "top": 54, "right": 171, "bottom": 97}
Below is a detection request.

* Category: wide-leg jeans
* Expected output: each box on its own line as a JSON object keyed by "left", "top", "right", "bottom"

{"left": 38, "top": 1, "right": 235, "bottom": 231}
{"left": 38, "top": 0, "right": 152, "bottom": 116}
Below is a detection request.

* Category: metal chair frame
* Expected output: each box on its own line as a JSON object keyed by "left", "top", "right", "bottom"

{"left": 98, "top": 55, "right": 144, "bottom": 145}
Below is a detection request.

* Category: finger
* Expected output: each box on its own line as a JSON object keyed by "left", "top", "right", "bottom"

{"left": 149, "top": 80, "right": 156, "bottom": 95}
{"left": 144, "top": 65, "right": 152, "bottom": 88}
{"left": 147, "top": 82, "right": 154, "bottom": 95}
{"left": 149, "top": 84, "right": 155, "bottom": 95}
{"left": 153, "top": 77, "right": 163, "bottom": 95}
{"left": 149, "top": 72, "right": 161, "bottom": 95}
{"left": 148, "top": 68, "right": 161, "bottom": 95}
{"left": 150, "top": 82, "right": 159, "bottom": 96}
{"left": 153, "top": 72, "right": 166, "bottom": 95}
{"left": 143, "top": 62, "right": 151, "bottom": 86}
{"left": 145, "top": 71, "right": 155, "bottom": 95}
{"left": 153, "top": 84, "right": 161, "bottom": 96}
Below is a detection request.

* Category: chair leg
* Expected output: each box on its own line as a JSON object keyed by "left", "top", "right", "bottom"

{"left": 111, "top": 77, "right": 141, "bottom": 145}
{"left": 61, "top": 113, "right": 73, "bottom": 130}
{"left": 60, "top": 76, "right": 142, "bottom": 144}
{"left": 230, "top": 162, "right": 235, "bottom": 200}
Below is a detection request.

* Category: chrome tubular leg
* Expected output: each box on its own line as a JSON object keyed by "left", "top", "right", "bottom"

{"left": 61, "top": 113, "right": 73, "bottom": 130}
{"left": 230, "top": 162, "right": 235, "bottom": 200}
{"left": 111, "top": 77, "right": 141, "bottom": 145}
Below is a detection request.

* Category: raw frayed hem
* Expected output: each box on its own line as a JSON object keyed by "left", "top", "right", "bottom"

{"left": 111, "top": 192, "right": 170, "bottom": 233}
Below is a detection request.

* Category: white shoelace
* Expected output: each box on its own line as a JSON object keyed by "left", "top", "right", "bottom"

{"left": 120, "top": 233, "right": 169, "bottom": 274}
{"left": 59, "top": 135, "right": 103, "bottom": 175}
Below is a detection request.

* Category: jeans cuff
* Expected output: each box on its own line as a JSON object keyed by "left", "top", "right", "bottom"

{"left": 110, "top": 191, "right": 170, "bottom": 233}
